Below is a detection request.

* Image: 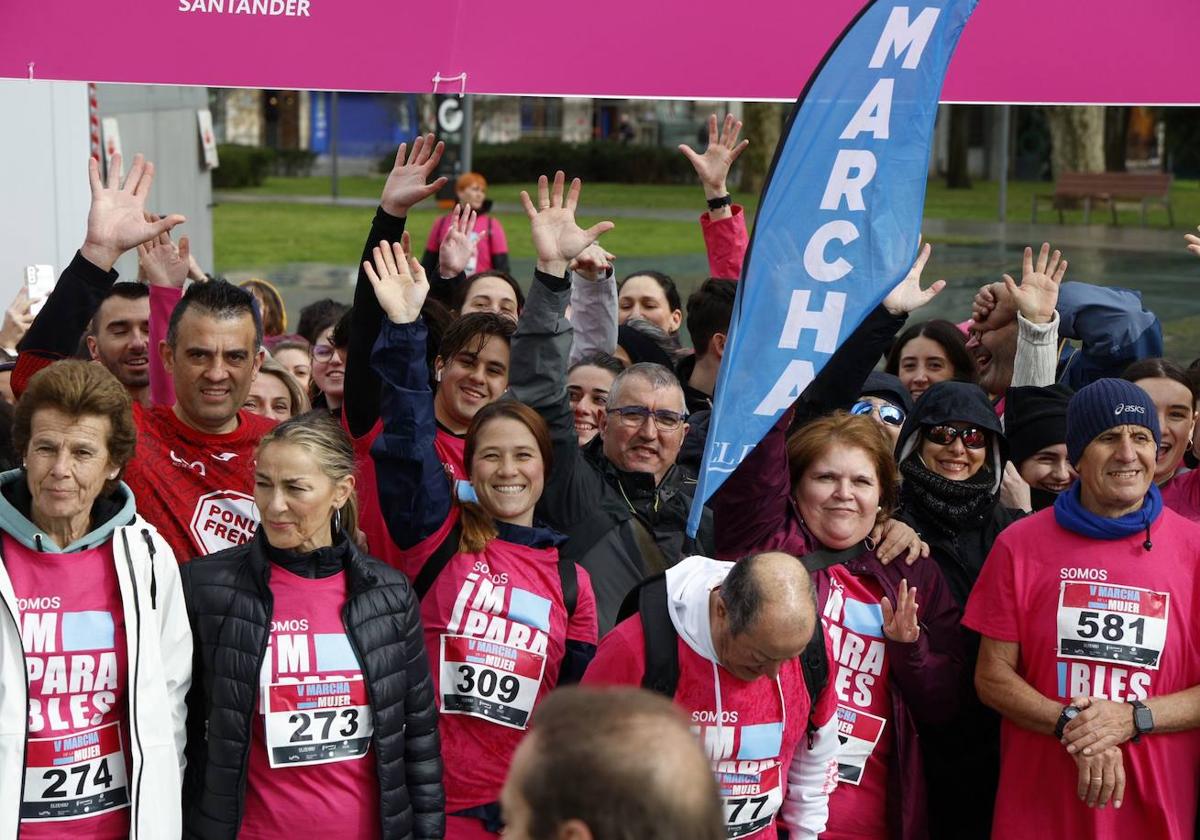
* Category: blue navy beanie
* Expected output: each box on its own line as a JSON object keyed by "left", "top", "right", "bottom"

{"left": 1066, "top": 378, "right": 1160, "bottom": 465}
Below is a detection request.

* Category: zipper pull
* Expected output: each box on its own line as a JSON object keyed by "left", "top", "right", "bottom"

{"left": 141, "top": 529, "right": 158, "bottom": 609}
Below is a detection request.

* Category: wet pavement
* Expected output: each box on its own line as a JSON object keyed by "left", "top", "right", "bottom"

{"left": 225, "top": 215, "right": 1200, "bottom": 361}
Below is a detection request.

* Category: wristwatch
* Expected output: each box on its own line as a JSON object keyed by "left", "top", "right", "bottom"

{"left": 1129, "top": 700, "right": 1154, "bottom": 742}
{"left": 1055, "top": 704, "right": 1081, "bottom": 740}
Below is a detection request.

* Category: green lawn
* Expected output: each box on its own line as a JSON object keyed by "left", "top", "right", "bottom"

{"left": 215, "top": 176, "right": 1199, "bottom": 270}
{"left": 213, "top": 202, "right": 699, "bottom": 271}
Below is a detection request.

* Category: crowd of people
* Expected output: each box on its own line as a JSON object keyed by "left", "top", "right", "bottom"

{"left": 1, "top": 112, "right": 1200, "bottom": 840}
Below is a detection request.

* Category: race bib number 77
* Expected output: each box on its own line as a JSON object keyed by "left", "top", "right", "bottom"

{"left": 1057, "top": 582, "right": 1170, "bottom": 669}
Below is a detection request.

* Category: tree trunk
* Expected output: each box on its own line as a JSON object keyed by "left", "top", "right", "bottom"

{"left": 738, "top": 102, "right": 785, "bottom": 195}
{"left": 1104, "top": 107, "right": 1130, "bottom": 171}
{"left": 945, "top": 105, "right": 972, "bottom": 189}
{"left": 1044, "top": 106, "right": 1106, "bottom": 178}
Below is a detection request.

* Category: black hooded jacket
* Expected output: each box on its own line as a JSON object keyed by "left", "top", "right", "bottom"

{"left": 894, "top": 381, "right": 1024, "bottom": 607}
{"left": 180, "top": 532, "right": 444, "bottom": 840}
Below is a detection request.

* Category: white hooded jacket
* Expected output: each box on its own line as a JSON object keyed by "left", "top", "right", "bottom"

{"left": 0, "top": 474, "right": 191, "bottom": 840}
{"left": 665, "top": 556, "right": 840, "bottom": 840}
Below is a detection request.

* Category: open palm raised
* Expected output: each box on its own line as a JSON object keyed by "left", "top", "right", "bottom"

{"left": 364, "top": 232, "right": 429, "bottom": 325}
{"left": 521, "top": 171, "right": 615, "bottom": 276}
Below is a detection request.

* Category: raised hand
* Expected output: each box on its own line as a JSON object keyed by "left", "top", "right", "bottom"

{"left": 520, "top": 171, "right": 615, "bottom": 277}
{"left": 680, "top": 113, "right": 749, "bottom": 201}
{"left": 568, "top": 242, "right": 616, "bottom": 282}
{"left": 137, "top": 220, "right": 191, "bottom": 288}
{"left": 999, "top": 462, "right": 1032, "bottom": 513}
{"left": 364, "top": 235, "right": 428, "bottom": 325}
{"left": 380, "top": 134, "right": 447, "bottom": 217}
{"left": 1185, "top": 226, "right": 1200, "bottom": 258}
{"left": 82, "top": 153, "right": 186, "bottom": 272}
{"left": 0, "top": 286, "right": 34, "bottom": 351}
{"left": 883, "top": 242, "right": 946, "bottom": 316}
{"left": 1002, "top": 243, "right": 1067, "bottom": 325}
{"left": 881, "top": 580, "right": 920, "bottom": 643}
{"left": 438, "top": 203, "right": 478, "bottom": 278}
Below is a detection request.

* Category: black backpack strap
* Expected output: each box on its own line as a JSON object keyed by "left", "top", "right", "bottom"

{"left": 412, "top": 521, "right": 464, "bottom": 600}
{"left": 557, "top": 551, "right": 578, "bottom": 618}
{"left": 633, "top": 574, "right": 679, "bottom": 698}
{"left": 799, "top": 619, "right": 830, "bottom": 740}
{"left": 800, "top": 540, "right": 867, "bottom": 574}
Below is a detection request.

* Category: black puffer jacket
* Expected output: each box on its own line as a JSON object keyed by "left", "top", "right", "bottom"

{"left": 180, "top": 531, "right": 444, "bottom": 840}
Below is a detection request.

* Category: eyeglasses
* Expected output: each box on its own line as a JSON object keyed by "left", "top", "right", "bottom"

{"left": 922, "top": 424, "right": 988, "bottom": 450}
{"left": 851, "top": 400, "right": 905, "bottom": 427}
{"left": 312, "top": 344, "right": 338, "bottom": 362}
{"left": 608, "top": 405, "right": 688, "bottom": 432}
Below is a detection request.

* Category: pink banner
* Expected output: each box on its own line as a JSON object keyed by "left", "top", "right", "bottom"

{"left": 1, "top": 0, "right": 1194, "bottom": 104}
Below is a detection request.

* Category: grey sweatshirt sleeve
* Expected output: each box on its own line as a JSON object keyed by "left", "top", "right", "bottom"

{"left": 1010, "top": 310, "right": 1060, "bottom": 388}
{"left": 567, "top": 268, "right": 617, "bottom": 366}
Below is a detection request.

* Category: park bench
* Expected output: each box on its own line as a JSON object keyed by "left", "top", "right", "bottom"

{"left": 1032, "top": 171, "right": 1174, "bottom": 226}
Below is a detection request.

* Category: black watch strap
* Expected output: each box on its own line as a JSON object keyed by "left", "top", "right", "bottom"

{"left": 706, "top": 194, "right": 733, "bottom": 211}
{"left": 1055, "top": 705, "right": 1080, "bottom": 740}
{"left": 1129, "top": 699, "right": 1153, "bottom": 742}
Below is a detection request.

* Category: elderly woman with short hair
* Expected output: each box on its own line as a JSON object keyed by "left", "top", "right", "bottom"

{"left": 0, "top": 360, "right": 191, "bottom": 840}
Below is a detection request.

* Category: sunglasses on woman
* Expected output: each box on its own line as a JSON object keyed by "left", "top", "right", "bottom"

{"left": 922, "top": 424, "right": 988, "bottom": 450}
{"left": 851, "top": 400, "right": 905, "bottom": 427}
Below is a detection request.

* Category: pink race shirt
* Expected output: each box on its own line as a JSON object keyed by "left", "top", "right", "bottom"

{"left": 239, "top": 566, "right": 381, "bottom": 840}
{"left": 408, "top": 513, "right": 597, "bottom": 815}
{"left": 1160, "top": 469, "right": 1200, "bottom": 523}
{"left": 425, "top": 213, "right": 509, "bottom": 276}
{"left": 5, "top": 537, "right": 130, "bottom": 838}
{"left": 821, "top": 566, "right": 893, "bottom": 840}
{"left": 964, "top": 508, "right": 1200, "bottom": 840}
{"left": 583, "top": 615, "right": 838, "bottom": 840}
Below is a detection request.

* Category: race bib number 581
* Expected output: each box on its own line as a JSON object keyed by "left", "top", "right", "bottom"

{"left": 1057, "top": 582, "right": 1170, "bottom": 669}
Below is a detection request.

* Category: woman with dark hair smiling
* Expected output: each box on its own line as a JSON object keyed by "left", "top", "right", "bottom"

{"left": 885, "top": 319, "right": 978, "bottom": 402}
{"left": 366, "top": 234, "right": 598, "bottom": 838}
{"left": 1123, "top": 357, "right": 1200, "bottom": 521}
{"left": 892, "top": 379, "right": 1026, "bottom": 840}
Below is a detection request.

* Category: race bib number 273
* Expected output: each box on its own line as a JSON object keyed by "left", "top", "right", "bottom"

{"left": 263, "top": 679, "right": 374, "bottom": 768}
{"left": 1057, "top": 582, "right": 1170, "bottom": 669}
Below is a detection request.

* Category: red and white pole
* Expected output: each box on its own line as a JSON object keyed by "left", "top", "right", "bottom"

{"left": 88, "top": 83, "right": 101, "bottom": 162}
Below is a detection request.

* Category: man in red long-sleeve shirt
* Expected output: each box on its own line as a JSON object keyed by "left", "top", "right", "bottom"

{"left": 16, "top": 152, "right": 273, "bottom": 561}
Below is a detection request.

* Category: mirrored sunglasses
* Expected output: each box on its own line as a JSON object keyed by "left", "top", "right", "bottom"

{"left": 851, "top": 400, "right": 905, "bottom": 427}
{"left": 923, "top": 424, "right": 988, "bottom": 450}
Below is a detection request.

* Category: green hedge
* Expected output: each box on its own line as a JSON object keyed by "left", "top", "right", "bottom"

{"left": 272, "top": 148, "right": 318, "bottom": 177}
{"left": 213, "top": 144, "right": 276, "bottom": 188}
{"left": 379, "top": 140, "right": 694, "bottom": 184}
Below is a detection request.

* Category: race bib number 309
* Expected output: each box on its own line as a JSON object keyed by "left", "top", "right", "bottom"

{"left": 264, "top": 679, "right": 373, "bottom": 768}
{"left": 21, "top": 722, "right": 128, "bottom": 821}
{"left": 1057, "top": 582, "right": 1170, "bottom": 669}
{"left": 439, "top": 634, "right": 545, "bottom": 729}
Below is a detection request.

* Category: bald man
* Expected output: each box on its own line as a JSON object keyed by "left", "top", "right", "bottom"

{"left": 501, "top": 686, "right": 725, "bottom": 840}
{"left": 583, "top": 553, "right": 841, "bottom": 839}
